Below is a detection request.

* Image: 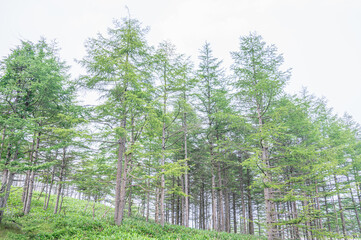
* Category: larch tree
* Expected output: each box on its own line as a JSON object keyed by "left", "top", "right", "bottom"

{"left": 196, "top": 42, "right": 228, "bottom": 231}
{"left": 231, "top": 33, "right": 290, "bottom": 239}
{"left": 79, "top": 17, "right": 152, "bottom": 225}
{"left": 0, "top": 39, "right": 73, "bottom": 220}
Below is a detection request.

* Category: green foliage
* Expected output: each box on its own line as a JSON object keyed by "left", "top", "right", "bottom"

{"left": 0, "top": 188, "right": 263, "bottom": 240}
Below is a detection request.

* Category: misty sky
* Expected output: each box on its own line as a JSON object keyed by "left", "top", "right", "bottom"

{"left": 1, "top": 0, "right": 360, "bottom": 123}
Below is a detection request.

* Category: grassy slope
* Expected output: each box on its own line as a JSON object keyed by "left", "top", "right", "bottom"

{"left": 0, "top": 188, "right": 264, "bottom": 240}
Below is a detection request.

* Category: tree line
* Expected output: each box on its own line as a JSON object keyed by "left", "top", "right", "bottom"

{"left": 1, "top": 17, "right": 360, "bottom": 240}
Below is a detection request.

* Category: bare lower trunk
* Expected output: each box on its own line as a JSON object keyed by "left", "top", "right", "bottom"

{"left": 211, "top": 172, "right": 217, "bottom": 230}
{"left": 0, "top": 171, "right": 14, "bottom": 224}
{"left": 22, "top": 170, "right": 30, "bottom": 203}
{"left": 239, "top": 164, "right": 247, "bottom": 234}
{"left": 24, "top": 133, "right": 41, "bottom": 214}
{"left": 346, "top": 175, "right": 361, "bottom": 232}
{"left": 44, "top": 165, "right": 56, "bottom": 210}
{"left": 23, "top": 170, "right": 35, "bottom": 214}
{"left": 155, "top": 186, "right": 159, "bottom": 223}
{"left": 232, "top": 192, "right": 237, "bottom": 233}
{"left": 160, "top": 115, "right": 166, "bottom": 227}
{"left": 264, "top": 163, "right": 277, "bottom": 238}
{"left": 314, "top": 180, "right": 323, "bottom": 231}
{"left": 114, "top": 120, "right": 126, "bottom": 224}
{"left": 217, "top": 162, "right": 224, "bottom": 231}
{"left": 59, "top": 182, "right": 66, "bottom": 214}
{"left": 334, "top": 175, "right": 347, "bottom": 239}
{"left": 116, "top": 152, "right": 131, "bottom": 225}
{"left": 146, "top": 181, "right": 149, "bottom": 221}
{"left": 0, "top": 147, "right": 18, "bottom": 223}
{"left": 322, "top": 186, "right": 332, "bottom": 239}
{"left": 54, "top": 147, "right": 66, "bottom": 214}
{"left": 247, "top": 168, "right": 254, "bottom": 235}
{"left": 224, "top": 188, "right": 230, "bottom": 232}
{"left": 183, "top": 110, "right": 189, "bottom": 227}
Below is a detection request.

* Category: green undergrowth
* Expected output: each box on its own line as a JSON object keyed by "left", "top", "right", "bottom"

{"left": 0, "top": 188, "right": 264, "bottom": 239}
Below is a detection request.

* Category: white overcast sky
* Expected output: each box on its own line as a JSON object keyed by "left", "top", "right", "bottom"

{"left": 1, "top": 0, "right": 361, "bottom": 123}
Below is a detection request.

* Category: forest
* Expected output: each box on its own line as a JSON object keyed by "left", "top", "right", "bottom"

{"left": 1, "top": 17, "right": 360, "bottom": 240}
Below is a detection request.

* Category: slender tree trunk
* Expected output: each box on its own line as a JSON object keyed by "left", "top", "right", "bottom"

{"left": 334, "top": 175, "right": 347, "bottom": 239}
{"left": 176, "top": 193, "right": 180, "bottom": 225}
{"left": 22, "top": 138, "right": 35, "bottom": 204}
{"left": 223, "top": 168, "right": 230, "bottom": 233}
{"left": 303, "top": 194, "right": 312, "bottom": 240}
{"left": 0, "top": 171, "right": 14, "bottom": 223}
{"left": 199, "top": 186, "right": 203, "bottom": 229}
{"left": 44, "top": 165, "right": 56, "bottom": 210}
{"left": 211, "top": 163, "right": 217, "bottom": 229}
{"left": 257, "top": 103, "right": 277, "bottom": 239}
{"left": 291, "top": 200, "right": 300, "bottom": 239}
{"left": 314, "top": 180, "right": 323, "bottom": 231}
{"left": 23, "top": 133, "right": 41, "bottom": 214}
{"left": 183, "top": 109, "right": 189, "bottom": 227}
{"left": 331, "top": 195, "right": 340, "bottom": 235}
{"left": 155, "top": 186, "right": 159, "bottom": 223}
{"left": 217, "top": 162, "right": 224, "bottom": 231}
{"left": 127, "top": 174, "right": 133, "bottom": 217}
{"left": 114, "top": 117, "right": 126, "bottom": 224}
{"left": 233, "top": 192, "right": 237, "bottom": 233}
{"left": 171, "top": 177, "right": 175, "bottom": 224}
{"left": 346, "top": 175, "right": 361, "bottom": 232}
{"left": 22, "top": 170, "right": 30, "bottom": 203}
{"left": 256, "top": 200, "right": 261, "bottom": 236}
{"left": 54, "top": 147, "right": 66, "bottom": 214}
{"left": 59, "top": 177, "right": 67, "bottom": 214}
{"left": 0, "top": 127, "right": 6, "bottom": 161}
{"left": 246, "top": 168, "right": 254, "bottom": 235}
{"left": 117, "top": 150, "right": 132, "bottom": 225}
{"left": 239, "top": 164, "right": 247, "bottom": 234}
{"left": 322, "top": 186, "right": 332, "bottom": 239}
{"left": 0, "top": 147, "right": 19, "bottom": 223}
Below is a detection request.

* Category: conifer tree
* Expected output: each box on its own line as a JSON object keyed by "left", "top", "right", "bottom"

{"left": 80, "top": 17, "right": 152, "bottom": 225}
{"left": 231, "top": 33, "right": 290, "bottom": 239}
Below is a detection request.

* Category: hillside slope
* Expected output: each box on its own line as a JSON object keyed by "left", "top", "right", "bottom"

{"left": 0, "top": 189, "right": 264, "bottom": 239}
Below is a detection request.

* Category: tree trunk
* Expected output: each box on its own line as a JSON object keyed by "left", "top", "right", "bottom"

{"left": 232, "top": 192, "right": 237, "bottom": 233}
{"left": 116, "top": 151, "right": 131, "bottom": 225}
{"left": 160, "top": 155, "right": 165, "bottom": 226}
{"left": 44, "top": 165, "right": 56, "bottom": 210}
{"left": 146, "top": 179, "right": 150, "bottom": 222}
{"left": 334, "top": 175, "right": 347, "bottom": 239}
{"left": 223, "top": 168, "right": 230, "bottom": 233}
{"left": 314, "top": 180, "right": 323, "bottom": 231}
{"left": 0, "top": 127, "right": 6, "bottom": 162}
{"left": 54, "top": 147, "right": 66, "bottom": 214}
{"left": 183, "top": 110, "right": 189, "bottom": 227}
{"left": 114, "top": 117, "right": 126, "bottom": 224}
{"left": 246, "top": 168, "right": 254, "bottom": 235}
{"left": 211, "top": 165, "right": 217, "bottom": 229}
{"left": 346, "top": 175, "right": 361, "bottom": 233}
{"left": 155, "top": 186, "right": 159, "bottom": 223}
{"left": 322, "top": 186, "right": 332, "bottom": 239}
{"left": 0, "top": 147, "right": 19, "bottom": 223}
{"left": 0, "top": 171, "right": 14, "bottom": 224}
{"left": 59, "top": 177, "right": 67, "bottom": 214}
{"left": 23, "top": 133, "right": 41, "bottom": 215}
{"left": 239, "top": 164, "right": 247, "bottom": 234}
{"left": 22, "top": 170, "right": 30, "bottom": 203}
{"left": 217, "top": 162, "right": 224, "bottom": 231}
